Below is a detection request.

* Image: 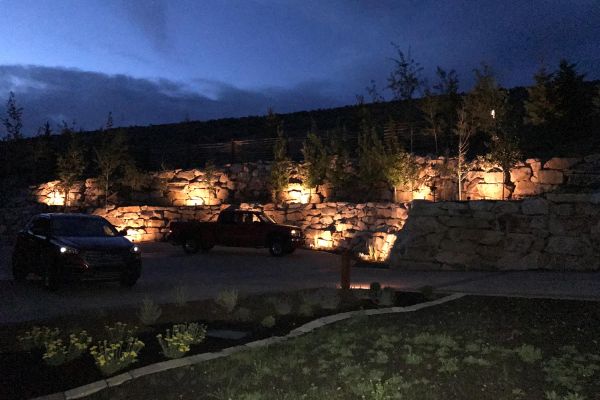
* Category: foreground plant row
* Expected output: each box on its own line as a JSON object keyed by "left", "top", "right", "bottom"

{"left": 18, "top": 321, "right": 206, "bottom": 375}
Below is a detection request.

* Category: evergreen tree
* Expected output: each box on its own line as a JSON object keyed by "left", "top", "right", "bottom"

{"left": 524, "top": 66, "right": 558, "bottom": 126}
{"left": 105, "top": 111, "right": 114, "bottom": 130}
{"left": 464, "top": 64, "right": 507, "bottom": 139}
{"left": 31, "top": 124, "right": 56, "bottom": 183}
{"left": 2, "top": 91, "right": 24, "bottom": 140}
{"left": 553, "top": 59, "right": 590, "bottom": 138}
{"left": 269, "top": 126, "right": 290, "bottom": 202}
{"left": 94, "top": 131, "right": 130, "bottom": 207}
{"left": 56, "top": 134, "right": 86, "bottom": 206}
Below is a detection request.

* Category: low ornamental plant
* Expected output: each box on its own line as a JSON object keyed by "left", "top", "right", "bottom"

{"left": 89, "top": 336, "right": 145, "bottom": 376}
{"left": 104, "top": 322, "right": 137, "bottom": 343}
{"left": 17, "top": 326, "right": 60, "bottom": 351}
{"left": 261, "top": 315, "right": 276, "bottom": 328}
{"left": 156, "top": 323, "right": 207, "bottom": 359}
{"left": 42, "top": 331, "right": 92, "bottom": 366}
{"left": 378, "top": 287, "right": 395, "bottom": 307}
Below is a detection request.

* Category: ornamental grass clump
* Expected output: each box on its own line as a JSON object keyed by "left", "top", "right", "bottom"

{"left": 89, "top": 336, "right": 145, "bottom": 376}
{"left": 156, "top": 323, "right": 207, "bottom": 359}
{"left": 42, "top": 331, "right": 92, "bottom": 366}
{"left": 17, "top": 326, "right": 60, "bottom": 351}
{"left": 137, "top": 297, "right": 162, "bottom": 326}
{"left": 216, "top": 289, "right": 238, "bottom": 313}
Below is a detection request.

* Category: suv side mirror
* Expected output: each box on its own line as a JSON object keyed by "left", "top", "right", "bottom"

{"left": 118, "top": 229, "right": 128, "bottom": 236}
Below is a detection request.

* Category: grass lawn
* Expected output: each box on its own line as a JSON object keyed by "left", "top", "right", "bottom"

{"left": 85, "top": 295, "right": 600, "bottom": 400}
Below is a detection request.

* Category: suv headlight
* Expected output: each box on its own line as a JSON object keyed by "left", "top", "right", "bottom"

{"left": 130, "top": 245, "right": 140, "bottom": 254}
{"left": 290, "top": 229, "right": 301, "bottom": 237}
{"left": 59, "top": 246, "right": 78, "bottom": 255}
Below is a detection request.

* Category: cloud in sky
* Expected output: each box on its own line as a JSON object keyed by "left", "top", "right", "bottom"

{"left": 0, "top": 65, "right": 342, "bottom": 135}
{"left": 117, "top": 0, "right": 170, "bottom": 53}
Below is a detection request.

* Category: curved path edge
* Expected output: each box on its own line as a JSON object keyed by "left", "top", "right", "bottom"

{"left": 32, "top": 292, "right": 467, "bottom": 400}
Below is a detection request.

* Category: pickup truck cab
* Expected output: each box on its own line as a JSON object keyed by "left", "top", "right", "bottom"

{"left": 167, "top": 209, "right": 304, "bottom": 256}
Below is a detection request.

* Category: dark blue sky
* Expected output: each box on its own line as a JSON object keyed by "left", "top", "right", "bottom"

{"left": 1, "top": 0, "right": 599, "bottom": 134}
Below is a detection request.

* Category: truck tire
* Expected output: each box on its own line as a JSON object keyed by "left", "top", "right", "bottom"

{"left": 268, "top": 238, "right": 285, "bottom": 257}
{"left": 183, "top": 237, "right": 200, "bottom": 254}
{"left": 12, "top": 254, "right": 28, "bottom": 282}
{"left": 200, "top": 239, "right": 214, "bottom": 253}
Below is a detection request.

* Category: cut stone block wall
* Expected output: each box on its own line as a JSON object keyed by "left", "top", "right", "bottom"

{"left": 389, "top": 193, "right": 600, "bottom": 271}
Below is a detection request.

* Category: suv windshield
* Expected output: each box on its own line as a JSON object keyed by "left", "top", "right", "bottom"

{"left": 52, "top": 217, "right": 118, "bottom": 237}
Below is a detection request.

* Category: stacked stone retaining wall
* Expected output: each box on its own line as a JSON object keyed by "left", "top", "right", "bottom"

{"left": 30, "top": 155, "right": 600, "bottom": 207}
{"left": 92, "top": 201, "right": 408, "bottom": 260}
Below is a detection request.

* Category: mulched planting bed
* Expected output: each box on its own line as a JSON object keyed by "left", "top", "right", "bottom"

{"left": 79, "top": 295, "right": 600, "bottom": 400}
{"left": 0, "top": 288, "right": 431, "bottom": 400}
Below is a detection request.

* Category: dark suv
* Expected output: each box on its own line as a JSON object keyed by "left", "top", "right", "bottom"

{"left": 12, "top": 213, "right": 142, "bottom": 290}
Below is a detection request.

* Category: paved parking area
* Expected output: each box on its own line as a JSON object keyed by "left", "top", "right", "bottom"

{"left": 1, "top": 242, "right": 599, "bottom": 324}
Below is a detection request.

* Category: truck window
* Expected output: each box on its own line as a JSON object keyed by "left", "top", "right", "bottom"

{"left": 236, "top": 213, "right": 254, "bottom": 224}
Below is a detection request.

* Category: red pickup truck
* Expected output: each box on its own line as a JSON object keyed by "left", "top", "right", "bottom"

{"left": 167, "top": 209, "right": 304, "bottom": 256}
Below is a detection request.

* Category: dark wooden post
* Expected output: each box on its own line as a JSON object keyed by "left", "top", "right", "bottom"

{"left": 340, "top": 251, "right": 351, "bottom": 290}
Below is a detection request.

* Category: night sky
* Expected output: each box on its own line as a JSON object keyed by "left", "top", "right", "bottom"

{"left": 1, "top": 0, "right": 599, "bottom": 135}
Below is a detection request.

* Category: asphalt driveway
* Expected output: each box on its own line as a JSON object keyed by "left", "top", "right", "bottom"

{"left": 1, "top": 242, "right": 599, "bottom": 324}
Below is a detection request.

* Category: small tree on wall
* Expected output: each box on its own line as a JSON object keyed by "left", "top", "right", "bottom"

{"left": 384, "top": 138, "right": 419, "bottom": 202}
{"left": 203, "top": 159, "right": 217, "bottom": 204}
{"left": 302, "top": 129, "right": 328, "bottom": 195}
{"left": 357, "top": 126, "right": 387, "bottom": 200}
{"left": 326, "top": 127, "right": 353, "bottom": 200}
{"left": 269, "top": 127, "right": 290, "bottom": 202}
{"left": 454, "top": 104, "right": 473, "bottom": 201}
{"left": 56, "top": 134, "right": 86, "bottom": 206}
{"left": 386, "top": 45, "right": 424, "bottom": 153}
{"left": 488, "top": 132, "right": 522, "bottom": 200}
